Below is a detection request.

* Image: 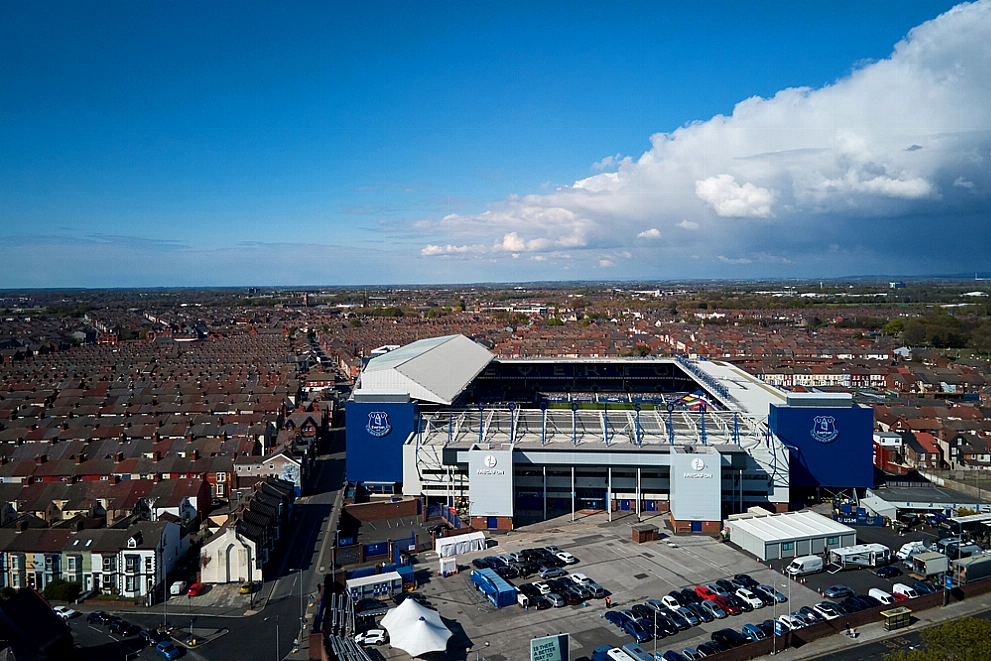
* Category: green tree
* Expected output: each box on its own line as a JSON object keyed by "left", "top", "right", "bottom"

{"left": 545, "top": 317, "right": 565, "bottom": 326}
{"left": 43, "top": 578, "right": 81, "bottom": 602}
{"left": 883, "top": 319, "right": 905, "bottom": 336}
{"left": 348, "top": 318, "right": 362, "bottom": 328}
{"left": 969, "top": 322, "right": 991, "bottom": 353}
{"left": 903, "top": 320, "right": 927, "bottom": 345}
{"left": 885, "top": 617, "right": 991, "bottom": 661}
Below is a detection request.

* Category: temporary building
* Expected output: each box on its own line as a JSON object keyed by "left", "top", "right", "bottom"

{"left": 434, "top": 531, "right": 485, "bottom": 557}
{"left": 724, "top": 510, "right": 856, "bottom": 561}
{"left": 381, "top": 596, "right": 453, "bottom": 657}
{"left": 345, "top": 571, "right": 404, "bottom": 601}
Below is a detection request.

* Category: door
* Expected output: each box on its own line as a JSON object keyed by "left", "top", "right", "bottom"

{"left": 487, "top": 517, "right": 498, "bottom": 529}
{"left": 620, "top": 500, "right": 631, "bottom": 511}
{"left": 691, "top": 521, "right": 703, "bottom": 533}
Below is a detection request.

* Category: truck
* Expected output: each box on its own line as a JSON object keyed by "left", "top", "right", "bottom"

{"left": 952, "top": 555, "right": 991, "bottom": 585}
{"left": 911, "top": 551, "right": 949, "bottom": 578}
{"left": 829, "top": 544, "right": 891, "bottom": 569}
{"left": 786, "top": 555, "right": 824, "bottom": 576}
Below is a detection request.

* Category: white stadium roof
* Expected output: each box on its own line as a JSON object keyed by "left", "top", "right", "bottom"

{"left": 359, "top": 334, "right": 494, "bottom": 405}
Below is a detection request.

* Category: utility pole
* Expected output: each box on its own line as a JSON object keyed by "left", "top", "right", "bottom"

{"left": 264, "top": 615, "right": 280, "bottom": 660}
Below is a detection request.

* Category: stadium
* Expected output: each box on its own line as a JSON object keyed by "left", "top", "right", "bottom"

{"left": 345, "top": 334, "right": 873, "bottom": 531}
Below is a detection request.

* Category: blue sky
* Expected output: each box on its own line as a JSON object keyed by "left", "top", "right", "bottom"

{"left": 1, "top": 1, "right": 988, "bottom": 287}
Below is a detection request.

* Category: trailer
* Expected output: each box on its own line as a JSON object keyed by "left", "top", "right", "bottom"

{"left": 911, "top": 552, "right": 949, "bottom": 578}
{"left": 952, "top": 555, "right": 991, "bottom": 585}
{"left": 828, "top": 543, "right": 892, "bottom": 570}
{"left": 470, "top": 568, "right": 516, "bottom": 608}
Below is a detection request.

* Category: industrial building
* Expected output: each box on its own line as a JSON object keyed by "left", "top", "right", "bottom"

{"left": 345, "top": 335, "right": 876, "bottom": 531}
{"left": 724, "top": 510, "right": 856, "bottom": 561}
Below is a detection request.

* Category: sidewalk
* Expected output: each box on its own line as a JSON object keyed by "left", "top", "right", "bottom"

{"left": 769, "top": 594, "right": 991, "bottom": 660}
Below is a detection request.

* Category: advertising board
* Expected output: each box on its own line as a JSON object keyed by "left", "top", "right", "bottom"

{"left": 345, "top": 400, "right": 418, "bottom": 483}
{"left": 531, "top": 634, "right": 570, "bottom": 661}
{"left": 770, "top": 404, "right": 874, "bottom": 488}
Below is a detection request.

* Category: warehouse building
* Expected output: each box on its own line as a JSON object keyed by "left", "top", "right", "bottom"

{"left": 723, "top": 509, "right": 856, "bottom": 561}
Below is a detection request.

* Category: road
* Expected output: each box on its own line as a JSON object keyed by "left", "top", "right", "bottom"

{"left": 73, "top": 428, "right": 347, "bottom": 661}
{"left": 796, "top": 606, "right": 991, "bottom": 661}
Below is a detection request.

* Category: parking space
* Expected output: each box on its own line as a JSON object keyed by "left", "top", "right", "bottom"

{"left": 366, "top": 516, "right": 827, "bottom": 661}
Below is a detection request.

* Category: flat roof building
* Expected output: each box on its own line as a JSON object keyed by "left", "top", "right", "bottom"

{"left": 724, "top": 509, "right": 856, "bottom": 561}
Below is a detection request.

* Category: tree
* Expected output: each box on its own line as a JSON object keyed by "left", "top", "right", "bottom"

{"left": 42, "top": 578, "right": 81, "bottom": 603}
{"left": 883, "top": 319, "right": 905, "bottom": 336}
{"left": 348, "top": 318, "right": 362, "bottom": 328}
{"left": 903, "top": 320, "right": 927, "bottom": 346}
{"left": 955, "top": 507, "right": 979, "bottom": 517}
{"left": 885, "top": 617, "right": 991, "bottom": 661}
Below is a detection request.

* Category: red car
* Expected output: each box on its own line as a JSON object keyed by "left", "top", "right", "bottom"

{"left": 714, "top": 595, "right": 740, "bottom": 616}
{"left": 695, "top": 585, "right": 717, "bottom": 601}
{"left": 186, "top": 582, "right": 205, "bottom": 596}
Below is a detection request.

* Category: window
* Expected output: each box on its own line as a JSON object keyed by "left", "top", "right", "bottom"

{"left": 102, "top": 557, "right": 115, "bottom": 571}
{"left": 68, "top": 556, "right": 78, "bottom": 572}
{"left": 11, "top": 574, "right": 20, "bottom": 588}
{"left": 827, "top": 536, "right": 839, "bottom": 545}
{"left": 125, "top": 576, "right": 135, "bottom": 592}
{"left": 145, "top": 557, "right": 153, "bottom": 573}
{"left": 125, "top": 555, "right": 139, "bottom": 572}
{"left": 10, "top": 555, "right": 21, "bottom": 570}
{"left": 782, "top": 542, "right": 794, "bottom": 552}
{"left": 217, "top": 472, "right": 226, "bottom": 482}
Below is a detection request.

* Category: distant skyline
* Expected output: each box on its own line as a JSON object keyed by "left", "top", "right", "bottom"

{"left": 2, "top": 1, "right": 989, "bottom": 288}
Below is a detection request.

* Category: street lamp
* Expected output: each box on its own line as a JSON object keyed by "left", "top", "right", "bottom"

{"left": 264, "top": 614, "right": 280, "bottom": 661}
{"left": 652, "top": 609, "right": 658, "bottom": 658}
{"left": 293, "top": 568, "right": 305, "bottom": 631}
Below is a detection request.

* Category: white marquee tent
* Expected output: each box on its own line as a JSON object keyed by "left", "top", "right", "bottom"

{"left": 434, "top": 531, "right": 485, "bottom": 557}
{"left": 380, "top": 597, "right": 453, "bottom": 657}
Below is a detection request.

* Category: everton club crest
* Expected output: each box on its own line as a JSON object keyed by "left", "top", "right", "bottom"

{"left": 366, "top": 411, "right": 391, "bottom": 438}
{"left": 811, "top": 416, "right": 839, "bottom": 444}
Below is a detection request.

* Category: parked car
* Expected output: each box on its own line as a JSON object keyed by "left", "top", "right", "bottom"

{"left": 666, "top": 591, "right": 685, "bottom": 606}
{"left": 186, "top": 582, "right": 206, "bottom": 596}
{"left": 631, "top": 604, "right": 655, "bottom": 620}
{"left": 556, "top": 551, "right": 578, "bottom": 564}
{"left": 705, "top": 583, "right": 729, "bottom": 598}
{"left": 426, "top": 523, "right": 447, "bottom": 534}
{"left": 605, "top": 610, "right": 632, "bottom": 628}
{"left": 715, "top": 579, "right": 743, "bottom": 594}
{"left": 876, "top": 565, "right": 903, "bottom": 579}
{"left": 155, "top": 641, "right": 183, "bottom": 659}
{"left": 532, "top": 596, "right": 551, "bottom": 610}
{"left": 662, "top": 651, "right": 686, "bottom": 661}
{"left": 569, "top": 573, "right": 591, "bottom": 585}
{"left": 546, "top": 593, "right": 566, "bottom": 608}
{"left": 53, "top": 606, "right": 79, "bottom": 620}
{"left": 700, "top": 600, "right": 727, "bottom": 619}
{"left": 798, "top": 606, "right": 825, "bottom": 624}
{"left": 623, "top": 619, "right": 652, "bottom": 643}
{"left": 651, "top": 613, "right": 680, "bottom": 636}
{"left": 824, "top": 585, "right": 854, "bottom": 599}
{"left": 914, "top": 581, "right": 937, "bottom": 595}
{"left": 355, "top": 629, "right": 389, "bottom": 645}
{"left": 169, "top": 581, "right": 187, "bottom": 596}
{"left": 685, "top": 602, "right": 714, "bottom": 623}
{"left": 711, "top": 628, "right": 750, "bottom": 648}
{"left": 675, "top": 606, "right": 699, "bottom": 626}
{"left": 813, "top": 602, "right": 843, "bottom": 620}
{"left": 87, "top": 611, "right": 112, "bottom": 625}
{"left": 666, "top": 609, "right": 692, "bottom": 630}
{"left": 756, "top": 584, "right": 787, "bottom": 603}
{"left": 562, "top": 588, "right": 584, "bottom": 605}
{"left": 109, "top": 619, "right": 134, "bottom": 635}
{"left": 519, "top": 583, "right": 540, "bottom": 597}
{"left": 736, "top": 589, "right": 765, "bottom": 610}
{"left": 778, "top": 614, "right": 804, "bottom": 630}
{"left": 734, "top": 574, "right": 759, "bottom": 589}
{"left": 588, "top": 582, "right": 607, "bottom": 598}
{"left": 680, "top": 588, "right": 702, "bottom": 605}
{"left": 591, "top": 646, "right": 614, "bottom": 661}
{"left": 892, "top": 583, "right": 919, "bottom": 600}
{"left": 694, "top": 585, "right": 717, "bottom": 601}
{"left": 681, "top": 649, "right": 704, "bottom": 660}
{"left": 697, "top": 641, "right": 727, "bottom": 656}
{"left": 742, "top": 623, "right": 768, "bottom": 641}
{"left": 540, "top": 567, "right": 567, "bottom": 579}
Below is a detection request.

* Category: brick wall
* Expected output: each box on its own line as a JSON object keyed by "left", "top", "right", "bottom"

{"left": 343, "top": 498, "right": 419, "bottom": 522}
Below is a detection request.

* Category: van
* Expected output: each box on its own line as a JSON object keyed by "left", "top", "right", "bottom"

{"left": 896, "top": 541, "right": 926, "bottom": 561}
{"left": 892, "top": 583, "right": 918, "bottom": 599}
{"left": 169, "top": 581, "right": 187, "bottom": 595}
{"left": 605, "top": 649, "right": 639, "bottom": 661}
{"left": 620, "top": 643, "right": 655, "bottom": 661}
{"left": 868, "top": 588, "right": 895, "bottom": 605}
{"left": 587, "top": 582, "right": 607, "bottom": 598}
{"left": 786, "top": 555, "right": 824, "bottom": 576}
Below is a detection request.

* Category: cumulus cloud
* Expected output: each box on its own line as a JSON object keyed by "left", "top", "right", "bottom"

{"left": 599, "top": 259, "right": 614, "bottom": 267}
{"left": 419, "top": 1, "right": 991, "bottom": 275}
{"left": 695, "top": 175, "right": 775, "bottom": 217}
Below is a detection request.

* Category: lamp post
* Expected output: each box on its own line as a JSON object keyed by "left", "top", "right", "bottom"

{"left": 294, "top": 568, "right": 306, "bottom": 632}
{"left": 652, "top": 610, "right": 658, "bottom": 658}
{"left": 264, "top": 615, "right": 280, "bottom": 660}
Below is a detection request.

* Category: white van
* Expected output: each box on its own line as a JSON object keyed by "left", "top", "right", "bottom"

{"left": 892, "top": 583, "right": 918, "bottom": 599}
{"left": 786, "top": 555, "right": 824, "bottom": 576}
{"left": 896, "top": 541, "right": 926, "bottom": 561}
{"left": 169, "top": 580, "right": 187, "bottom": 595}
{"left": 868, "top": 588, "right": 895, "bottom": 605}
{"left": 620, "top": 644, "right": 655, "bottom": 661}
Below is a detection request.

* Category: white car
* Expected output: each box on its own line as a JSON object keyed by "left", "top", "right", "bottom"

{"left": 53, "top": 606, "right": 79, "bottom": 620}
{"left": 535, "top": 581, "right": 553, "bottom": 595}
{"left": 736, "top": 588, "right": 765, "bottom": 609}
{"left": 661, "top": 595, "right": 681, "bottom": 611}
{"left": 778, "top": 613, "right": 805, "bottom": 630}
{"left": 570, "top": 573, "right": 591, "bottom": 586}
{"left": 555, "top": 551, "right": 577, "bottom": 564}
{"left": 355, "top": 629, "right": 388, "bottom": 646}
{"left": 813, "top": 602, "right": 842, "bottom": 620}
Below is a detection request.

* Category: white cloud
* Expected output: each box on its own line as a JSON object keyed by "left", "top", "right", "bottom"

{"left": 599, "top": 259, "right": 614, "bottom": 267}
{"left": 420, "top": 243, "right": 486, "bottom": 256}
{"left": 695, "top": 175, "right": 775, "bottom": 217}
{"left": 419, "top": 2, "right": 991, "bottom": 274}
{"left": 718, "top": 255, "right": 753, "bottom": 264}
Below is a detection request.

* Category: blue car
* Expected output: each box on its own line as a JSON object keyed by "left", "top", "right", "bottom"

{"left": 605, "top": 610, "right": 632, "bottom": 628}
{"left": 591, "top": 646, "right": 614, "bottom": 661}
{"left": 155, "top": 642, "right": 182, "bottom": 659}
{"left": 913, "top": 581, "right": 937, "bottom": 595}
{"left": 662, "top": 651, "right": 686, "bottom": 661}
{"left": 824, "top": 585, "right": 854, "bottom": 599}
{"left": 623, "top": 619, "right": 652, "bottom": 643}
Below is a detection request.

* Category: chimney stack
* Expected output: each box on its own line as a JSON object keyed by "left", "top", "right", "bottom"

{"left": 15, "top": 520, "right": 28, "bottom": 533}
{"left": 72, "top": 519, "right": 84, "bottom": 533}
{"left": 75, "top": 453, "right": 85, "bottom": 465}
{"left": 191, "top": 449, "right": 199, "bottom": 461}
{"left": 153, "top": 451, "right": 161, "bottom": 462}
{"left": 114, "top": 452, "right": 123, "bottom": 463}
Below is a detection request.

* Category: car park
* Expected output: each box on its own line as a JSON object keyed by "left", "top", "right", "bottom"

{"left": 155, "top": 641, "right": 182, "bottom": 659}
{"left": 824, "top": 584, "right": 854, "bottom": 599}
{"left": 876, "top": 565, "right": 903, "bottom": 579}
{"left": 735, "top": 588, "right": 764, "bottom": 609}
{"left": 355, "top": 629, "right": 389, "bottom": 645}
{"left": 53, "top": 606, "right": 79, "bottom": 620}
